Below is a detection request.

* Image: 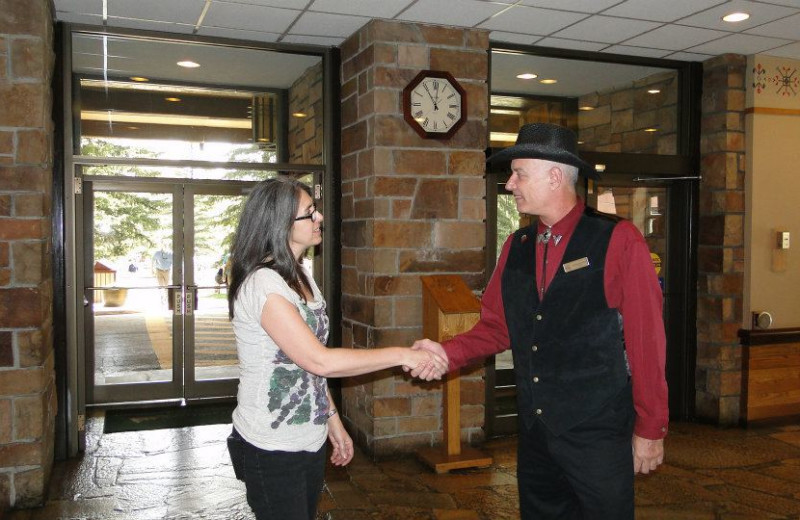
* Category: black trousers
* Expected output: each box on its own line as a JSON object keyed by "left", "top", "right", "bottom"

{"left": 517, "top": 384, "right": 635, "bottom": 520}
{"left": 227, "top": 427, "right": 326, "bottom": 520}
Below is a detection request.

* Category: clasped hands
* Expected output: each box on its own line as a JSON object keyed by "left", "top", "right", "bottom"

{"left": 402, "top": 339, "right": 449, "bottom": 381}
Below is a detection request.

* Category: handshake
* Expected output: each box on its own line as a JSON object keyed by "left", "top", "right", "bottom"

{"left": 402, "top": 339, "right": 449, "bottom": 381}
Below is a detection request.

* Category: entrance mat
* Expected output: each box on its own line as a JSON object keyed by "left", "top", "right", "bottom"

{"left": 103, "top": 403, "right": 235, "bottom": 433}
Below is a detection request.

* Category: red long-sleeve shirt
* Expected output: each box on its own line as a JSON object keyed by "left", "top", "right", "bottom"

{"left": 442, "top": 201, "right": 669, "bottom": 440}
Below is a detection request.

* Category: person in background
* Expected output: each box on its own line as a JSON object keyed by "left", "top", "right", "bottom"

{"left": 151, "top": 243, "right": 173, "bottom": 303}
{"left": 412, "top": 123, "right": 668, "bottom": 519}
{"left": 226, "top": 177, "right": 446, "bottom": 520}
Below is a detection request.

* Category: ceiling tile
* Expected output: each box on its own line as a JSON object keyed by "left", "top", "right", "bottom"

{"left": 488, "top": 31, "right": 539, "bottom": 45}
{"left": 552, "top": 15, "right": 662, "bottom": 44}
{"left": 602, "top": 0, "right": 727, "bottom": 23}
{"left": 745, "top": 12, "right": 800, "bottom": 39}
{"left": 309, "top": 0, "right": 413, "bottom": 18}
{"left": 216, "top": 0, "right": 311, "bottom": 7}
{"left": 688, "top": 33, "right": 792, "bottom": 54}
{"left": 601, "top": 45, "right": 672, "bottom": 58}
{"left": 203, "top": 2, "right": 300, "bottom": 32}
{"left": 663, "top": 51, "right": 716, "bottom": 61}
{"left": 290, "top": 12, "right": 370, "bottom": 38}
{"left": 106, "top": 17, "right": 196, "bottom": 34}
{"left": 53, "top": 0, "right": 103, "bottom": 15}
{"left": 281, "top": 34, "right": 345, "bottom": 45}
{"left": 55, "top": 11, "right": 104, "bottom": 25}
{"left": 108, "top": 0, "right": 207, "bottom": 25}
{"left": 533, "top": 37, "right": 607, "bottom": 51}
{"left": 195, "top": 26, "right": 280, "bottom": 42}
{"left": 396, "top": 0, "right": 510, "bottom": 27}
{"left": 760, "top": 40, "right": 800, "bottom": 58}
{"left": 624, "top": 24, "right": 728, "bottom": 50}
{"left": 479, "top": 5, "right": 588, "bottom": 35}
{"left": 516, "top": 0, "right": 621, "bottom": 13}
{"left": 752, "top": 0, "right": 800, "bottom": 7}
{"left": 676, "top": 0, "right": 799, "bottom": 31}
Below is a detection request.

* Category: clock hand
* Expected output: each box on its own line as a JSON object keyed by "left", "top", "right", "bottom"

{"left": 423, "top": 82, "right": 439, "bottom": 110}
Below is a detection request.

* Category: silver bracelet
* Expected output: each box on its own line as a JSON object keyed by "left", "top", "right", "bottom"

{"left": 327, "top": 409, "right": 337, "bottom": 418}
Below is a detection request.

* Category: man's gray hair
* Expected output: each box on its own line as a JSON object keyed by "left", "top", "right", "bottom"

{"left": 543, "top": 160, "right": 579, "bottom": 185}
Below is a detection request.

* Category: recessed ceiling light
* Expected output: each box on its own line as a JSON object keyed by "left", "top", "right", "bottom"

{"left": 539, "top": 79, "right": 557, "bottom": 84}
{"left": 722, "top": 12, "right": 750, "bottom": 22}
{"left": 647, "top": 89, "right": 661, "bottom": 94}
{"left": 516, "top": 73, "right": 538, "bottom": 80}
{"left": 644, "top": 128, "right": 658, "bottom": 132}
{"left": 579, "top": 106, "right": 595, "bottom": 111}
{"left": 165, "top": 97, "right": 182, "bottom": 102}
{"left": 130, "top": 76, "right": 149, "bottom": 82}
{"left": 127, "top": 126, "right": 139, "bottom": 130}
{"left": 292, "top": 112, "right": 308, "bottom": 118}
{"left": 177, "top": 60, "right": 200, "bottom": 68}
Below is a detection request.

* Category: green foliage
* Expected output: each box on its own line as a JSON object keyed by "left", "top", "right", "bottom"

{"left": 496, "top": 194, "right": 519, "bottom": 258}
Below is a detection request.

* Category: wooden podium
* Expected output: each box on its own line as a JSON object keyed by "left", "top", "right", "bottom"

{"left": 417, "top": 275, "right": 493, "bottom": 473}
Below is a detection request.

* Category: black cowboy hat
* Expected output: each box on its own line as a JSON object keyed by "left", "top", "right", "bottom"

{"left": 487, "top": 123, "right": 600, "bottom": 180}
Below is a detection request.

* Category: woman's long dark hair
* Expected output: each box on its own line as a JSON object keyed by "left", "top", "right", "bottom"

{"left": 227, "top": 177, "right": 313, "bottom": 319}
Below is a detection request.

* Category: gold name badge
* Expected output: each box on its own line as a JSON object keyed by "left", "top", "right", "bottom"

{"left": 562, "top": 257, "right": 590, "bottom": 273}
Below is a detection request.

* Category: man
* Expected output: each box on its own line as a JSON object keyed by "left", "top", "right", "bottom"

{"left": 413, "top": 123, "right": 668, "bottom": 519}
{"left": 152, "top": 245, "right": 173, "bottom": 303}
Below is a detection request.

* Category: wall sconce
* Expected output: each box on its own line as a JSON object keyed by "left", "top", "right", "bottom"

{"left": 252, "top": 95, "right": 275, "bottom": 147}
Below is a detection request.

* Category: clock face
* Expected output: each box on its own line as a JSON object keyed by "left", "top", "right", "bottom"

{"left": 403, "top": 70, "right": 466, "bottom": 139}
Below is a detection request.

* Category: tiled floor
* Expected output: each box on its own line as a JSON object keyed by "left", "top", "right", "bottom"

{"left": 6, "top": 414, "right": 800, "bottom": 519}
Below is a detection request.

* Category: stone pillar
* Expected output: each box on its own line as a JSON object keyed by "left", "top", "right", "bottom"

{"left": 339, "top": 20, "right": 489, "bottom": 455}
{"left": 696, "top": 54, "right": 746, "bottom": 424}
{"left": 0, "top": 0, "right": 57, "bottom": 510}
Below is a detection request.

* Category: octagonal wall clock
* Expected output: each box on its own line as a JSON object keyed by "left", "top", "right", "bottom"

{"left": 402, "top": 70, "right": 467, "bottom": 140}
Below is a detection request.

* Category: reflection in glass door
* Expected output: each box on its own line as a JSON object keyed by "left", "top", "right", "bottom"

{"left": 84, "top": 180, "right": 247, "bottom": 404}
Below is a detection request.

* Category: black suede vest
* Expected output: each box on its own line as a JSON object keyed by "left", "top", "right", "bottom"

{"left": 501, "top": 207, "right": 629, "bottom": 436}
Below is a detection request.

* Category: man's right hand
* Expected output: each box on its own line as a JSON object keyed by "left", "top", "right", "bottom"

{"left": 407, "top": 339, "right": 449, "bottom": 380}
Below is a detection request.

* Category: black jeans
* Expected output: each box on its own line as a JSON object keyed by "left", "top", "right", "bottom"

{"left": 227, "top": 427, "right": 326, "bottom": 520}
{"left": 517, "top": 384, "right": 635, "bottom": 520}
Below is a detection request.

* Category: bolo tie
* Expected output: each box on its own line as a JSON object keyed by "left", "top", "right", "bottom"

{"left": 537, "top": 227, "right": 562, "bottom": 298}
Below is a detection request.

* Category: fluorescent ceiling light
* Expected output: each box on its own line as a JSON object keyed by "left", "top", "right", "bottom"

{"left": 177, "top": 60, "right": 201, "bottom": 68}
{"left": 516, "top": 73, "right": 538, "bottom": 80}
{"left": 82, "top": 111, "right": 251, "bottom": 129}
{"left": 490, "top": 132, "right": 519, "bottom": 142}
{"left": 722, "top": 12, "right": 750, "bottom": 22}
{"left": 579, "top": 106, "right": 594, "bottom": 111}
{"left": 539, "top": 79, "right": 557, "bottom": 84}
{"left": 647, "top": 89, "right": 661, "bottom": 94}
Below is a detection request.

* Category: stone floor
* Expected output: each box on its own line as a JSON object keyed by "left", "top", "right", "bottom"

{"left": 5, "top": 414, "right": 800, "bottom": 520}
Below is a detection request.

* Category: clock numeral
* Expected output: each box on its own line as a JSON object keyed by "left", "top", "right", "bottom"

{"left": 447, "top": 93, "right": 456, "bottom": 100}
{"left": 422, "top": 117, "right": 430, "bottom": 128}
{"left": 414, "top": 110, "right": 423, "bottom": 118}
{"left": 447, "top": 112, "right": 456, "bottom": 121}
{"left": 412, "top": 102, "right": 421, "bottom": 107}
{"left": 432, "top": 80, "right": 439, "bottom": 92}
{"left": 448, "top": 104, "right": 458, "bottom": 109}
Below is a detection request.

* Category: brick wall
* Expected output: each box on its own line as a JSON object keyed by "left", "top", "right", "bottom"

{"left": 696, "top": 54, "right": 747, "bottom": 424}
{"left": 288, "top": 61, "right": 323, "bottom": 165}
{"left": 338, "top": 20, "right": 489, "bottom": 456}
{"left": 578, "top": 70, "right": 679, "bottom": 154}
{"left": 0, "top": 0, "right": 57, "bottom": 510}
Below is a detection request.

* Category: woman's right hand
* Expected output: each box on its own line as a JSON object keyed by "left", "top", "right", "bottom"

{"left": 402, "top": 346, "right": 447, "bottom": 381}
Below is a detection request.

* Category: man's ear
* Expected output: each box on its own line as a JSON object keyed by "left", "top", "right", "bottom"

{"left": 548, "top": 165, "right": 564, "bottom": 189}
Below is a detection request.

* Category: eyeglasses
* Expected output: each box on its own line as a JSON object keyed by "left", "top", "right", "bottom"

{"left": 294, "top": 204, "right": 319, "bottom": 223}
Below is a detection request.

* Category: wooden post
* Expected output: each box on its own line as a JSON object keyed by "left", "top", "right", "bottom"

{"left": 418, "top": 275, "right": 493, "bottom": 473}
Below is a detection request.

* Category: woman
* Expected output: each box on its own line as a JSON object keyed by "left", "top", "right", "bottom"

{"left": 226, "top": 177, "right": 444, "bottom": 520}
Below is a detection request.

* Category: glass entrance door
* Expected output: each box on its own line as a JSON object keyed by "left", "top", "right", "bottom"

{"left": 84, "top": 179, "right": 248, "bottom": 404}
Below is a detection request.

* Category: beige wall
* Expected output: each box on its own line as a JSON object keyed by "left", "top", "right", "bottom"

{"left": 744, "top": 55, "right": 800, "bottom": 329}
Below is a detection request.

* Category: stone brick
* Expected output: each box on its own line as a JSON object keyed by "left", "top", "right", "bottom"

{"left": 11, "top": 37, "right": 45, "bottom": 79}
{"left": 12, "top": 240, "right": 43, "bottom": 284}
{"left": 394, "top": 296, "right": 421, "bottom": 327}
{"left": 697, "top": 246, "right": 723, "bottom": 272}
{"left": 393, "top": 150, "right": 446, "bottom": 175}
{"left": 0, "top": 398, "right": 11, "bottom": 443}
{"left": 397, "top": 44, "right": 427, "bottom": 68}
{"left": 341, "top": 220, "right": 370, "bottom": 248}
{"left": 13, "top": 193, "right": 44, "bottom": 216}
{"left": 460, "top": 178, "right": 484, "bottom": 198}
{"left": 0, "top": 441, "right": 42, "bottom": 466}
{"left": 372, "top": 89, "right": 397, "bottom": 114}
{"left": 342, "top": 294, "right": 375, "bottom": 325}
{"left": 396, "top": 414, "right": 439, "bottom": 433}
{"left": 392, "top": 199, "right": 412, "bottom": 219}
{"left": 0, "top": 287, "right": 43, "bottom": 327}
{"left": 13, "top": 466, "right": 50, "bottom": 509}
{"left": 434, "top": 222, "right": 485, "bottom": 249}
{"left": 0, "top": 131, "right": 13, "bottom": 155}
{"left": 0, "top": 217, "right": 44, "bottom": 240}
{"left": 398, "top": 249, "right": 484, "bottom": 273}
{"left": 13, "top": 394, "right": 44, "bottom": 440}
{"left": 0, "top": 331, "right": 12, "bottom": 367}
{"left": 373, "top": 221, "right": 431, "bottom": 248}
{"left": 461, "top": 198, "right": 485, "bottom": 221}
{"left": 430, "top": 49, "right": 487, "bottom": 81}
{"left": 0, "top": 195, "right": 9, "bottom": 217}
{"left": 0, "top": 0, "right": 49, "bottom": 35}
{"left": 367, "top": 20, "right": 424, "bottom": 45}
{"left": 17, "top": 329, "right": 46, "bottom": 368}
{"left": 373, "top": 396, "right": 411, "bottom": 417}
{"left": 723, "top": 214, "right": 743, "bottom": 246}
{"left": 372, "top": 432, "right": 436, "bottom": 456}
{"left": 342, "top": 120, "right": 368, "bottom": 155}
{"left": 448, "top": 151, "right": 484, "bottom": 175}
{"left": 370, "top": 275, "right": 421, "bottom": 297}
{"left": 0, "top": 84, "right": 45, "bottom": 127}
{"left": 0, "top": 473, "right": 9, "bottom": 511}
{"left": 374, "top": 66, "right": 418, "bottom": 89}
{"left": 0, "top": 166, "right": 48, "bottom": 191}
{"left": 373, "top": 176, "right": 416, "bottom": 197}
{"left": 341, "top": 94, "right": 358, "bottom": 127}
{"left": 373, "top": 327, "right": 420, "bottom": 347}
{"left": 411, "top": 179, "right": 458, "bottom": 219}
